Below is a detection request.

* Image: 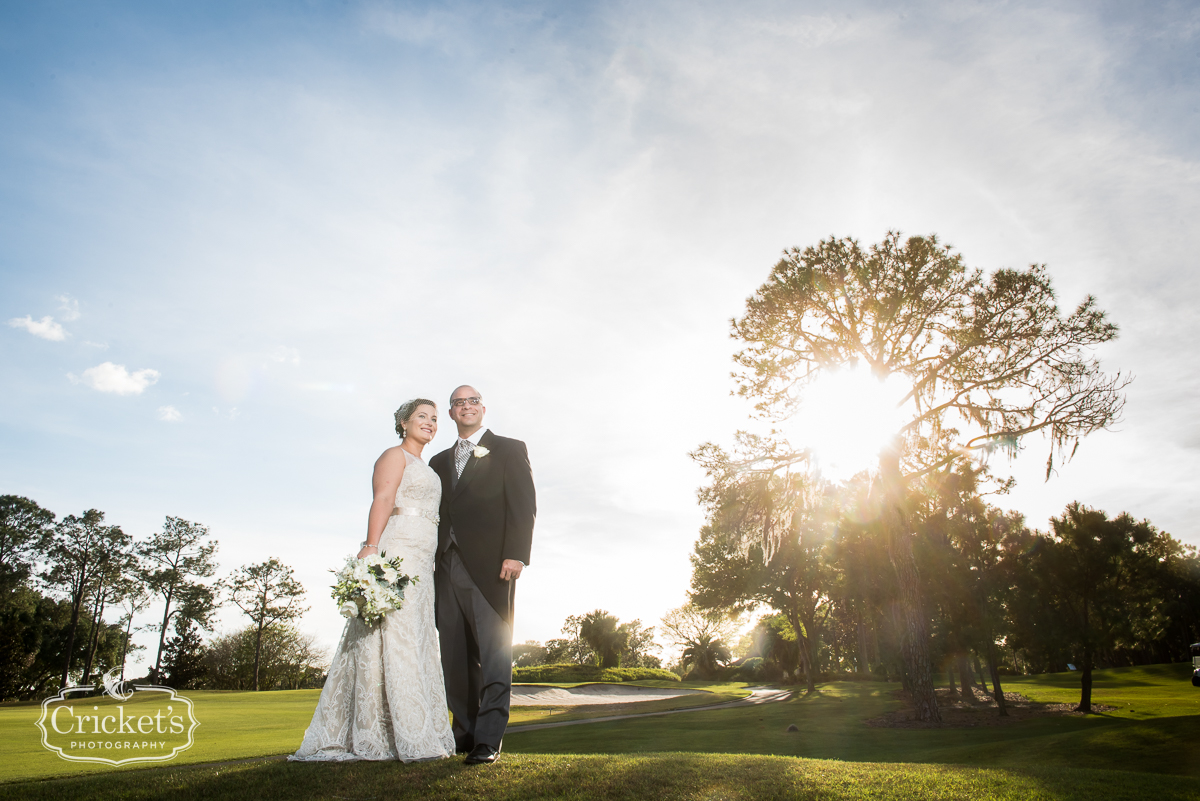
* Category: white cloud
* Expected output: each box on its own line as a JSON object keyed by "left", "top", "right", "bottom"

{"left": 157, "top": 405, "right": 182, "bottom": 422}
{"left": 55, "top": 295, "right": 81, "bottom": 321}
{"left": 8, "top": 315, "right": 67, "bottom": 341}
{"left": 70, "top": 362, "right": 160, "bottom": 395}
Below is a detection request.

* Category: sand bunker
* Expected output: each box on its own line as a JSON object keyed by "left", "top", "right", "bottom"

{"left": 511, "top": 684, "right": 703, "bottom": 706}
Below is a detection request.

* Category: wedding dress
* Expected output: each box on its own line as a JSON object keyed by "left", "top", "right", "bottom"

{"left": 291, "top": 450, "right": 455, "bottom": 762}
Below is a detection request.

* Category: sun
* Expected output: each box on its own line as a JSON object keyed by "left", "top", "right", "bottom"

{"left": 785, "top": 364, "right": 911, "bottom": 481}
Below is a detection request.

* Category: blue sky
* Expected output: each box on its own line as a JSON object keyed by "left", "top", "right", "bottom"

{"left": 3, "top": 0, "right": 1199, "bottom": 667}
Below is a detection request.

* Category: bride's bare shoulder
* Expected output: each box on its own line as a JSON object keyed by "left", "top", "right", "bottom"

{"left": 374, "top": 446, "right": 409, "bottom": 475}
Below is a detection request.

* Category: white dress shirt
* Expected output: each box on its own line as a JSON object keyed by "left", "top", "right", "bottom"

{"left": 458, "top": 427, "right": 488, "bottom": 449}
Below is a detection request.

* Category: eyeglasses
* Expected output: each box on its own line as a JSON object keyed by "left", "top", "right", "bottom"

{"left": 450, "top": 397, "right": 482, "bottom": 409}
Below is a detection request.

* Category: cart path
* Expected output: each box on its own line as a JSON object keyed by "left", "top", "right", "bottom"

{"left": 506, "top": 686, "right": 793, "bottom": 732}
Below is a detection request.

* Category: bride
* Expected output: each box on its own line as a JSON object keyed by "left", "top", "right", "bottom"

{"left": 291, "top": 399, "right": 456, "bottom": 762}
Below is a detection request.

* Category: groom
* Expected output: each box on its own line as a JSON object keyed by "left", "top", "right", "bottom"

{"left": 431, "top": 385, "right": 535, "bottom": 765}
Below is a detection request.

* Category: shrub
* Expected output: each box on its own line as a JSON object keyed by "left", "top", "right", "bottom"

{"left": 737, "top": 657, "right": 764, "bottom": 680}
{"left": 204, "top": 625, "right": 328, "bottom": 690}
{"left": 599, "top": 666, "right": 680, "bottom": 682}
{"left": 512, "top": 663, "right": 680, "bottom": 683}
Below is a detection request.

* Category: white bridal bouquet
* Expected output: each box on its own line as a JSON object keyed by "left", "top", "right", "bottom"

{"left": 331, "top": 553, "right": 416, "bottom": 626}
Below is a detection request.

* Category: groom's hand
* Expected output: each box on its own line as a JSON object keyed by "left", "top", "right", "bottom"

{"left": 500, "top": 559, "right": 524, "bottom": 581}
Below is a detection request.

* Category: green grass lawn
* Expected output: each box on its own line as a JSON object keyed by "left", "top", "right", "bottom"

{"left": 0, "top": 688, "right": 322, "bottom": 783}
{"left": 0, "top": 680, "right": 746, "bottom": 783}
{"left": 1, "top": 664, "right": 1196, "bottom": 799}
{"left": 504, "top": 664, "right": 1200, "bottom": 777}
{"left": 1006, "top": 663, "right": 1193, "bottom": 717}
{"left": 2, "top": 753, "right": 1197, "bottom": 801}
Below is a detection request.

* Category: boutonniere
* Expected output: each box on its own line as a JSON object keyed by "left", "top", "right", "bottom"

{"left": 473, "top": 445, "right": 490, "bottom": 459}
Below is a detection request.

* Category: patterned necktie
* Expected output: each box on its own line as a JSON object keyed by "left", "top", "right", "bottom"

{"left": 455, "top": 438, "right": 472, "bottom": 478}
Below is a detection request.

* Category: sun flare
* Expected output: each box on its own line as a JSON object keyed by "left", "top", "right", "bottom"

{"left": 786, "top": 364, "right": 911, "bottom": 481}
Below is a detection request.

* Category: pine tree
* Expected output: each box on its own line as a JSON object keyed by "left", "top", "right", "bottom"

{"left": 161, "top": 618, "right": 207, "bottom": 689}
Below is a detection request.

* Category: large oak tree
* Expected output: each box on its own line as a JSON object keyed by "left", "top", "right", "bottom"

{"left": 716, "top": 232, "right": 1127, "bottom": 721}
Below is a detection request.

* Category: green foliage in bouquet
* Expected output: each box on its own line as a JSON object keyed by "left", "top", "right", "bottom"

{"left": 330, "top": 554, "right": 416, "bottom": 626}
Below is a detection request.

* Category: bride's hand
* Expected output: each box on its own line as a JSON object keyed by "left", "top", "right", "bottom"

{"left": 358, "top": 545, "right": 379, "bottom": 560}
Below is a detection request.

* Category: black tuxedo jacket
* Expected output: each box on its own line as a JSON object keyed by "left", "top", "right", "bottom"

{"left": 430, "top": 429, "right": 535, "bottom": 623}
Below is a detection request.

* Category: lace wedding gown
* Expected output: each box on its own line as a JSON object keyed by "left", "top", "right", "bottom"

{"left": 291, "top": 450, "right": 455, "bottom": 762}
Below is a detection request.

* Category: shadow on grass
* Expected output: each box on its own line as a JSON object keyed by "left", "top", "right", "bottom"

{"left": 4, "top": 753, "right": 1199, "bottom": 801}
{"left": 927, "top": 714, "right": 1200, "bottom": 777}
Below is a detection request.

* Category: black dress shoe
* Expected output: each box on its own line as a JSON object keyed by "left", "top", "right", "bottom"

{"left": 464, "top": 744, "right": 499, "bottom": 765}
{"left": 455, "top": 741, "right": 474, "bottom": 755}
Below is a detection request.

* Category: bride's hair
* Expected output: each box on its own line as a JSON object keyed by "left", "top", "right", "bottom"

{"left": 394, "top": 398, "right": 437, "bottom": 439}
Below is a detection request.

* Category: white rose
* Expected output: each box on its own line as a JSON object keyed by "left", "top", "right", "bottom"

{"left": 339, "top": 600, "right": 359, "bottom": 619}
{"left": 474, "top": 445, "right": 490, "bottom": 459}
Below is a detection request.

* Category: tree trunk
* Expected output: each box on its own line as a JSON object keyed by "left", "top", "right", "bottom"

{"left": 877, "top": 459, "right": 941, "bottom": 723}
{"left": 857, "top": 614, "right": 871, "bottom": 674}
{"left": 1076, "top": 597, "right": 1094, "bottom": 713}
{"left": 887, "top": 602, "right": 910, "bottom": 690}
{"left": 59, "top": 585, "right": 87, "bottom": 689}
{"left": 798, "top": 634, "right": 815, "bottom": 692}
{"left": 957, "top": 655, "right": 973, "bottom": 700}
{"left": 1077, "top": 643, "right": 1094, "bottom": 713}
{"left": 152, "top": 585, "right": 175, "bottom": 684}
{"left": 946, "top": 663, "right": 957, "bottom": 697}
{"left": 82, "top": 589, "right": 107, "bottom": 686}
{"left": 120, "top": 614, "right": 134, "bottom": 682}
{"left": 788, "top": 610, "right": 816, "bottom": 693}
{"left": 253, "top": 619, "right": 264, "bottom": 692}
{"left": 985, "top": 639, "right": 1008, "bottom": 716}
{"left": 973, "top": 652, "right": 990, "bottom": 694}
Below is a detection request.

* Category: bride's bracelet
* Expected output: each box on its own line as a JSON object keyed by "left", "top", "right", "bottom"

{"left": 359, "top": 542, "right": 378, "bottom": 550}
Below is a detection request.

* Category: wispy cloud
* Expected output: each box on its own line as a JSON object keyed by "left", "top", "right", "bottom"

{"left": 156, "top": 405, "right": 182, "bottom": 422}
{"left": 54, "top": 295, "right": 81, "bottom": 321}
{"left": 70, "top": 362, "right": 160, "bottom": 395}
{"left": 8, "top": 315, "right": 67, "bottom": 341}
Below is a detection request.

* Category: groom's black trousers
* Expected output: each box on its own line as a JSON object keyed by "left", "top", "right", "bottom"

{"left": 437, "top": 547, "right": 512, "bottom": 751}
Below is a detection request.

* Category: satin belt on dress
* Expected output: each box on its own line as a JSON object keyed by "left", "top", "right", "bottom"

{"left": 390, "top": 506, "right": 440, "bottom": 524}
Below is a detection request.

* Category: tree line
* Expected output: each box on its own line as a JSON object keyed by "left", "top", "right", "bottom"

{"left": 0, "top": 495, "right": 322, "bottom": 699}
{"left": 685, "top": 462, "right": 1200, "bottom": 711}
{"left": 512, "top": 607, "right": 769, "bottom": 681}
{"left": 513, "top": 610, "right": 662, "bottom": 670}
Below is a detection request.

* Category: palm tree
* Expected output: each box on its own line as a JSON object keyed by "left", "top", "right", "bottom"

{"left": 661, "top": 604, "right": 739, "bottom": 679}
{"left": 681, "top": 634, "right": 731, "bottom": 679}
{"left": 579, "top": 610, "right": 627, "bottom": 668}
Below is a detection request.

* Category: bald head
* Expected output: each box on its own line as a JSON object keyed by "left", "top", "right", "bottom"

{"left": 448, "top": 385, "right": 486, "bottom": 437}
{"left": 450, "top": 385, "right": 481, "bottom": 405}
